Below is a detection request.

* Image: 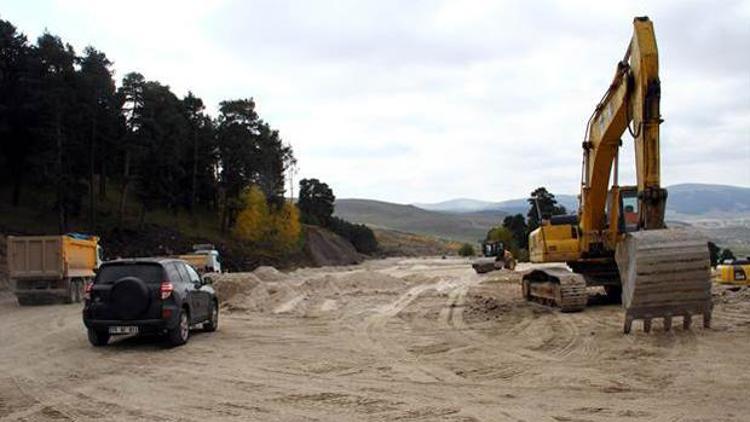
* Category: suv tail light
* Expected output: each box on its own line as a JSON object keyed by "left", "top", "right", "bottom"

{"left": 84, "top": 282, "right": 93, "bottom": 300}
{"left": 160, "top": 281, "right": 174, "bottom": 300}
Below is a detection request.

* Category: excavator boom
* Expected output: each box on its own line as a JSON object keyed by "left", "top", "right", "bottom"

{"left": 580, "top": 17, "right": 665, "bottom": 246}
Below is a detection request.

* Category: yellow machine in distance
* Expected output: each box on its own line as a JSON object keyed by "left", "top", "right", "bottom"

{"left": 717, "top": 258, "right": 750, "bottom": 285}
{"left": 522, "top": 17, "right": 712, "bottom": 333}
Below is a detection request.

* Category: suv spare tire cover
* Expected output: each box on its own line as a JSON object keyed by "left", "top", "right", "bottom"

{"left": 111, "top": 276, "right": 151, "bottom": 320}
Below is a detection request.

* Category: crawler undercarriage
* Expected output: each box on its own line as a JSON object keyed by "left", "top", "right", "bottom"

{"left": 522, "top": 229, "right": 712, "bottom": 333}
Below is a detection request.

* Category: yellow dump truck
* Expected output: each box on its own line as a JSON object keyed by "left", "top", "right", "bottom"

{"left": 7, "top": 234, "right": 102, "bottom": 305}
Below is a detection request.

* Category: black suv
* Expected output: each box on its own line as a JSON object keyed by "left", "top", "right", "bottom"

{"left": 82, "top": 258, "right": 218, "bottom": 347}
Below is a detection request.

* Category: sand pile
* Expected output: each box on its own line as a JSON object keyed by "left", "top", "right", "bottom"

{"left": 328, "top": 272, "right": 406, "bottom": 295}
{"left": 216, "top": 267, "right": 409, "bottom": 316}
{"left": 211, "top": 273, "right": 262, "bottom": 304}
{"left": 253, "top": 266, "right": 290, "bottom": 282}
{"left": 713, "top": 284, "right": 750, "bottom": 305}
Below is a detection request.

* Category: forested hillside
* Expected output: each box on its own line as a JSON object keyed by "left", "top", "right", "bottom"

{"left": 0, "top": 18, "right": 294, "bottom": 236}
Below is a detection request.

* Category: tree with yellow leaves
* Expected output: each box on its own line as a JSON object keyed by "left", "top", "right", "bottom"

{"left": 232, "top": 185, "right": 301, "bottom": 251}
{"left": 232, "top": 186, "right": 270, "bottom": 243}
{"left": 272, "top": 201, "right": 302, "bottom": 251}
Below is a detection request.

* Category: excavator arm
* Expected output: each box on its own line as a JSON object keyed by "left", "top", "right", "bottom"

{"left": 580, "top": 17, "right": 665, "bottom": 250}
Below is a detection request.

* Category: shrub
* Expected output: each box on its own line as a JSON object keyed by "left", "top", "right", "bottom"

{"left": 458, "top": 243, "right": 475, "bottom": 257}
{"left": 329, "top": 216, "right": 378, "bottom": 254}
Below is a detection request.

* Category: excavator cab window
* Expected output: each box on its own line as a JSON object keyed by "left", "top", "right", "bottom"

{"left": 620, "top": 191, "right": 639, "bottom": 232}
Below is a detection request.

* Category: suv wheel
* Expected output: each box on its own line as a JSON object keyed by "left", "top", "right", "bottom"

{"left": 204, "top": 301, "right": 219, "bottom": 332}
{"left": 88, "top": 329, "right": 110, "bottom": 347}
{"left": 168, "top": 309, "right": 190, "bottom": 347}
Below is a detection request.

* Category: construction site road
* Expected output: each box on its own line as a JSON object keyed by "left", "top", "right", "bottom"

{"left": 1, "top": 257, "right": 749, "bottom": 421}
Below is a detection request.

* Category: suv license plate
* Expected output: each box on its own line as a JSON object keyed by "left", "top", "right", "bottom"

{"left": 109, "top": 326, "right": 138, "bottom": 334}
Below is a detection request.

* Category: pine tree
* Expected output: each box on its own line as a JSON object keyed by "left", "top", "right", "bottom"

{"left": 527, "top": 187, "right": 567, "bottom": 232}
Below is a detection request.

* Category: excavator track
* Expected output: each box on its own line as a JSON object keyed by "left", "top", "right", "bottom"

{"left": 615, "top": 228, "right": 712, "bottom": 334}
{"left": 522, "top": 267, "right": 587, "bottom": 312}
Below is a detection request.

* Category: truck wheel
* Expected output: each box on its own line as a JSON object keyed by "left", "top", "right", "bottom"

{"left": 167, "top": 309, "right": 190, "bottom": 347}
{"left": 77, "top": 280, "right": 85, "bottom": 303}
{"left": 204, "top": 301, "right": 219, "bottom": 332}
{"left": 64, "top": 279, "right": 75, "bottom": 304}
{"left": 72, "top": 279, "right": 82, "bottom": 303}
{"left": 17, "top": 296, "right": 34, "bottom": 306}
{"left": 88, "top": 329, "right": 110, "bottom": 346}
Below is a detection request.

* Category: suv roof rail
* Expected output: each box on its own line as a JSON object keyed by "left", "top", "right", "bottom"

{"left": 192, "top": 243, "right": 215, "bottom": 251}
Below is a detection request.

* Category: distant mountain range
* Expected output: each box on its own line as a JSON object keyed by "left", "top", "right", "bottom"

{"left": 415, "top": 195, "right": 578, "bottom": 215}
{"left": 334, "top": 199, "right": 506, "bottom": 243}
{"left": 336, "top": 184, "right": 750, "bottom": 244}
{"left": 414, "top": 184, "right": 750, "bottom": 216}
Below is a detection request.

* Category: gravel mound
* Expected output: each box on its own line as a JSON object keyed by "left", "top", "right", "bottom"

{"left": 211, "top": 273, "right": 262, "bottom": 304}
{"left": 253, "top": 266, "right": 290, "bottom": 282}
{"left": 214, "top": 267, "right": 408, "bottom": 316}
{"left": 713, "top": 284, "right": 750, "bottom": 305}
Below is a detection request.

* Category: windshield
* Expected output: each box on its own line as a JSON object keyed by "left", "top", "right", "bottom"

{"left": 95, "top": 263, "right": 164, "bottom": 285}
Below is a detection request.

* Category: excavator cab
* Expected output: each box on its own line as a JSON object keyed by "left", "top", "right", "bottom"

{"left": 620, "top": 188, "right": 639, "bottom": 232}
{"left": 606, "top": 186, "right": 639, "bottom": 234}
{"left": 482, "top": 240, "right": 505, "bottom": 258}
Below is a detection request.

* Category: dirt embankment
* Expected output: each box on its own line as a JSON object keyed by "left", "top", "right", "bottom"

{"left": 303, "top": 225, "right": 363, "bottom": 267}
{"left": 0, "top": 222, "right": 366, "bottom": 274}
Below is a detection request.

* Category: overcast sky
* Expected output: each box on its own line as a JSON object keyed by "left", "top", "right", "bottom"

{"left": 2, "top": 0, "right": 748, "bottom": 203}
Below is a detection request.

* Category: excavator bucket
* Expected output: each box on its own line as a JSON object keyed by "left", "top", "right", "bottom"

{"left": 615, "top": 228, "right": 712, "bottom": 333}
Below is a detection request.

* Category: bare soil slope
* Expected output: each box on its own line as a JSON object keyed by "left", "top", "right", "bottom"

{"left": 1, "top": 258, "right": 748, "bottom": 421}
{"left": 303, "top": 225, "right": 362, "bottom": 267}
{"left": 373, "top": 228, "right": 460, "bottom": 257}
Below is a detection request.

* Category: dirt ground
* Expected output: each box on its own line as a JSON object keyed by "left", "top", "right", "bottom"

{"left": 1, "top": 258, "right": 749, "bottom": 421}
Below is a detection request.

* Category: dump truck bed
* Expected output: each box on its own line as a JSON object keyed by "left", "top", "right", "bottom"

{"left": 8, "top": 235, "right": 99, "bottom": 305}
{"left": 8, "top": 235, "right": 98, "bottom": 279}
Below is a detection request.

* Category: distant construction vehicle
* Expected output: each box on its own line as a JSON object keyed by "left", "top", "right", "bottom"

{"left": 175, "top": 244, "right": 222, "bottom": 274}
{"left": 716, "top": 258, "right": 750, "bottom": 285}
{"left": 521, "top": 17, "right": 712, "bottom": 333}
{"left": 8, "top": 234, "right": 102, "bottom": 305}
{"left": 472, "top": 240, "right": 516, "bottom": 274}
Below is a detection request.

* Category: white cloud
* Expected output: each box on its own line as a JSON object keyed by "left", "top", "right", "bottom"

{"left": 2, "top": 0, "right": 748, "bottom": 203}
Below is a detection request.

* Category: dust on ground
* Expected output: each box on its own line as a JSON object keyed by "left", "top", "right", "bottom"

{"left": 1, "top": 257, "right": 749, "bottom": 421}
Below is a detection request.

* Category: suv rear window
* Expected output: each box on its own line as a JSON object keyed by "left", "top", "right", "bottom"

{"left": 95, "top": 263, "right": 164, "bottom": 285}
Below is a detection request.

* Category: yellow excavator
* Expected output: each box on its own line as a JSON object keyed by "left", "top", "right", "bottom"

{"left": 522, "top": 17, "right": 712, "bottom": 334}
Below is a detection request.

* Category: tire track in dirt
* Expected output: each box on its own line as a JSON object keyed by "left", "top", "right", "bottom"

{"left": 353, "top": 278, "right": 467, "bottom": 384}
{"left": 439, "top": 281, "right": 536, "bottom": 381}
